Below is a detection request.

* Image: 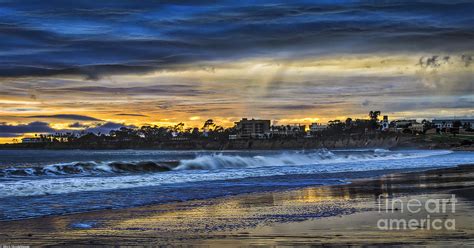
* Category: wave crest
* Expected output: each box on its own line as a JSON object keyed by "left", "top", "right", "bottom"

{"left": 175, "top": 149, "right": 452, "bottom": 170}
{"left": 0, "top": 161, "right": 176, "bottom": 177}
{"left": 0, "top": 149, "right": 453, "bottom": 177}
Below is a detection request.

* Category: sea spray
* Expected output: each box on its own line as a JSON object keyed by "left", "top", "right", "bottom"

{"left": 0, "top": 149, "right": 461, "bottom": 198}
{"left": 174, "top": 149, "right": 451, "bottom": 171}
{"left": 0, "top": 161, "right": 175, "bottom": 177}
{"left": 0, "top": 149, "right": 453, "bottom": 177}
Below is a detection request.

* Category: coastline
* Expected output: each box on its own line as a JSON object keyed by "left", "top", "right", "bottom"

{"left": 1, "top": 164, "right": 473, "bottom": 246}
{"left": 1, "top": 133, "right": 472, "bottom": 151}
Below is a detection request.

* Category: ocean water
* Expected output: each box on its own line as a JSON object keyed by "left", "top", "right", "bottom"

{"left": 0, "top": 149, "right": 472, "bottom": 220}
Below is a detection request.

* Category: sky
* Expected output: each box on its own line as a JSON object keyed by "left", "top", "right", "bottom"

{"left": 0, "top": 0, "right": 473, "bottom": 142}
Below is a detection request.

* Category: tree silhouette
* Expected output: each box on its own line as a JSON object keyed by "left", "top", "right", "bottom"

{"left": 369, "top": 111, "right": 381, "bottom": 121}
{"left": 202, "top": 119, "right": 215, "bottom": 131}
{"left": 368, "top": 111, "right": 381, "bottom": 130}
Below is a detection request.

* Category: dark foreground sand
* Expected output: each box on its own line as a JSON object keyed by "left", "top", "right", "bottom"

{"left": 1, "top": 164, "right": 474, "bottom": 247}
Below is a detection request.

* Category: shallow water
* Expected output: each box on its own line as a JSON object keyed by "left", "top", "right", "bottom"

{"left": 0, "top": 148, "right": 472, "bottom": 220}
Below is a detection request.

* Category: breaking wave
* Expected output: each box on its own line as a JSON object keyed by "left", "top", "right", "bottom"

{"left": 0, "top": 161, "right": 177, "bottom": 177}
{"left": 0, "top": 149, "right": 452, "bottom": 177}
{"left": 175, "top": 149, "right": 451, "bottom": 170}
{"left": 0, "top": 149, "right": 463, "bottom": 199}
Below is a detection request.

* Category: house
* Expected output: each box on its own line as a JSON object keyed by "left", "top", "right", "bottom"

{"left": 380, "top": 115, "right": 389, "bottom": 131}
{"left": 433, "top": 120, "right": 452, "bottom": 129}
{"left": 409, "top": 123, "right": 425, "bottom": 133}
{"left": 233, "top": 118, "right": 271, "bottom": 139}
{"left": 309, "top": 123, "right": 327, "bottom": 133}
{"left": 21, "top": 137, "right": 43, "bottom": 143}
{"left": 271, "top": 124, "right": 306, "bottom": 137}
{"left": 432, "top": 119, "right": 474, "bottom": 129}
{"left": 392, "top": 119, "right": 417, "bottom": 128}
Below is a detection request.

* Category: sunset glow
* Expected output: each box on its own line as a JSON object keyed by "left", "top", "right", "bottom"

{"left": 1, "top": 1, "right": 472, "bottom": 142}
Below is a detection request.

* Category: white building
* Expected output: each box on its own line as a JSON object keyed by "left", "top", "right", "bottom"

{"left": 270, "top": 124, "right": 306, "bottom": 136}
{"left": 380, "top": 115, "right": 389, "bottom": 131}
{"left": 234, "top": 118, "right": 271, "bottom": 139}
{"left": 432, "top": 119, "right": 474, "bottom": 129}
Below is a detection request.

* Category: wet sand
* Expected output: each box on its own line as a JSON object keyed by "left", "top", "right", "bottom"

{"left": 1, "top": 164, "right": 474, "bottom": 246}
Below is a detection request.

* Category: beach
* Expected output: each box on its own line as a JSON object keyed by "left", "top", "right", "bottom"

{"left": 1, "top": 164, "right": 473, "bottom": 247}
{"left": 1, "top": 1, "right": 473, "bottom": 246}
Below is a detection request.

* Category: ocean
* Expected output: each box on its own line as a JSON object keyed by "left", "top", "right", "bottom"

{"left": 0, "top": 149, "right": 472, "bottom": 221}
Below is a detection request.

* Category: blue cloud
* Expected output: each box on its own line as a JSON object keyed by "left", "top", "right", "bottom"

{"left": 0, "top": 121, "right": 136, "bottom": 137}
{"left": 0, "top": 121, "right": 55, "bottom": 137}
{"left": 0, "top": 0, "right": 473, "bottom": 79}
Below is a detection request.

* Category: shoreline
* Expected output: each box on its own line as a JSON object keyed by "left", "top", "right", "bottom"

{"left": 0, "top": 145, "right": 473, "bottom": 152}
{"left": 1, "top": 133, "right": 472, "bottom": 151}
{"left": 1, "top": 164, "right": 473, "bottom": 246}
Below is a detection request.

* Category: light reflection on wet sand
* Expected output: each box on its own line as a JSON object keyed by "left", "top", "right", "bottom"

{"left": 1, "top": 165, "right": 473, "bottom": 246}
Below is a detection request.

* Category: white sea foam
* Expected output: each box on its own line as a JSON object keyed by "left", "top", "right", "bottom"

{"left": 175, "top": 149, "right": 451, "bottom": 170}
{"left": 0, "top": 149, "right": 464, "bottom": 198}
{"left": 0, "top": 161, "right": 173, "bottom": 177}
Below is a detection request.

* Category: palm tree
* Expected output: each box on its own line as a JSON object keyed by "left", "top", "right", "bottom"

{"left": 368, "top": 111, "right": 381, "bottom": 130}
{"left": 369, "top": 111, "right": 381, "bottom": 121}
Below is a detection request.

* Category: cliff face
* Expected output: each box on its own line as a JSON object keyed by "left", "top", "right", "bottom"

{"left": 142, "top": 135, "right": 409, "bottom": 150}
{"left": 219, "top": 135, "right": 406, "bottom": 150}
{"left": 6, "top": 134, "right": 471, "bottom": 150}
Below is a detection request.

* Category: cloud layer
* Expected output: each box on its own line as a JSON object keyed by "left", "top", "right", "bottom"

{"left": 0, "top": 121, "right": 134, "bottom": 137}
{"left": 0, "top": 121, "right": 55, "bottom": 137}
{"left": 1, "top": 0, "right": 473, "bottom": 79}
{"left": 0, "top": 1, "right": 473, "bottom": 141}
{"left": 26, "top": 114, "right": 102, "bottom": 121}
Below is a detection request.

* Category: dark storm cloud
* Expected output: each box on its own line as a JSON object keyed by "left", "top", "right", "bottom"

{"left": 83, "top": 122, "right": 137, "bottom": 134}
{"left": 115, "top": 113, "right": 148, "bottom": 117}
{"left": 0, "top": 120, "right": 135, "bottom": 137}
{"left": 37, "top": 85, "right": 207, "bottom": 96}
{"left": 0, "top": 121, "right": 55, "bottom": 137}
{"left": 1, "top": 0, "right": 473, "bottom": 79}
{"left": 26, "top": 114, "right": 102, "bottom": 121}
{"left": 68, "top": 122, "right": 89, "bottom": 128}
